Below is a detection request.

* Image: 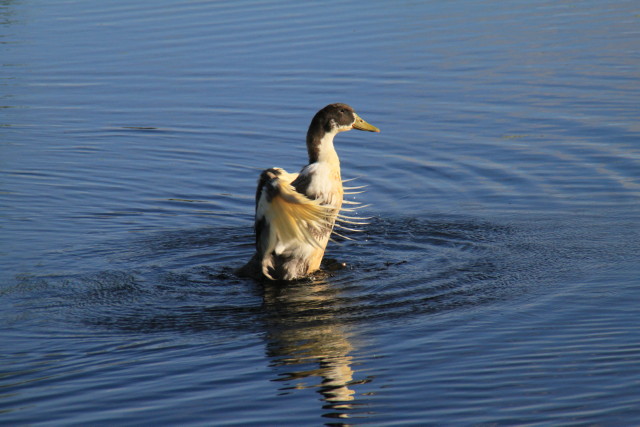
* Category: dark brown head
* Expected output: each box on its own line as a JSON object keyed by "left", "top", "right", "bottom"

{"left": 306, "top": 103, "right": 379, "bottom": 162}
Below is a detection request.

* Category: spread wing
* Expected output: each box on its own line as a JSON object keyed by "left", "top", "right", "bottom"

{"left": 255, "top": 168, "right": 332, "bottom": 259}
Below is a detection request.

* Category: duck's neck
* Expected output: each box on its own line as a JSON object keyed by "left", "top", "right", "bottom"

{"left": 307, "top": 129, "right": 340, "bottom": 167}
{"left": 305, "top": 129, "right": 344, "bottom": 207}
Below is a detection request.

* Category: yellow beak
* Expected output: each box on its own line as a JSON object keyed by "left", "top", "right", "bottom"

{"left": 352, "top": 113, "right": 380, "bottom": 132}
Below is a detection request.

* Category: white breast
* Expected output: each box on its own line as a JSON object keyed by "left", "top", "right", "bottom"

{"left": 299, "top": 162, "right": 342, "bottom": 207}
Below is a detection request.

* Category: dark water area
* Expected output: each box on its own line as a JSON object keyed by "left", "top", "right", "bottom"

{"left": 2, "top": 1, "right": 639, "bottom": 425}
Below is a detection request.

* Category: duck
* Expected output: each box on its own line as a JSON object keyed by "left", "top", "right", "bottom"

{"left": 238, "top": 103, "right": 380, "bottom": 281}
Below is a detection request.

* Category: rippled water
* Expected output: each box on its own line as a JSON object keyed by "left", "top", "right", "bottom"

{"left": 2, "top": 1, "right": 640, "bottom": 425}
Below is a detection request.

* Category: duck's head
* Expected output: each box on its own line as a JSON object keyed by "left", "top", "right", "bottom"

{"left": 310, "top": 103, "right": 380, "bottom": 135}
{"left": 306, "top": 103, "right": 379, "bottom": 162}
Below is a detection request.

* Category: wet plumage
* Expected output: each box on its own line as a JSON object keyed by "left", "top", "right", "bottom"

{"left": 239, "top": 103, "right": 379, "bottom": 281}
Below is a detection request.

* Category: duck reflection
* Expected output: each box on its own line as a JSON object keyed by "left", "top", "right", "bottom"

{"left": 261, "top": 275, "right": 366, "bottom": 421}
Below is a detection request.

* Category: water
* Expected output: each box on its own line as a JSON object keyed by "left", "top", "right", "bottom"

{"left": 2, "top": 0, "right": 639, "bottom": 425}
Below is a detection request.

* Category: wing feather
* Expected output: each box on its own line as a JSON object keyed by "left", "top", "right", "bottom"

{"left": 255, "top": 168, "right": 332, "bottom": 279}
